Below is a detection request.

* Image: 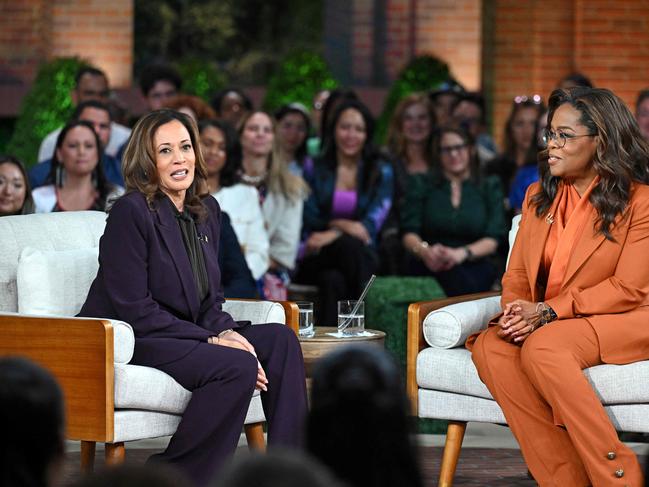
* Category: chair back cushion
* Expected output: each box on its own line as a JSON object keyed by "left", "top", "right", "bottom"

{"left": 506, "top": 214, "right": 522, "bottom": 267}
{"left": 0, "top": 211, "right": 106, "bottom": 312}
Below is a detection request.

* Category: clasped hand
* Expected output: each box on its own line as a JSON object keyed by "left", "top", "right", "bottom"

{"left": 209, "top": 331, "right": 268, "bottom": 391}
{"left": 496, "top": 299, "right": 542, "bottom": 344}
{"left": 421, "top": 244, "right": 465, "bottom": 272}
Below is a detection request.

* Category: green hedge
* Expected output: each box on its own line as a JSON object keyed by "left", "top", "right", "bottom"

{"left": 376, "top": 55, "right": 450, "bottom": 143}
{"left": 7, "top": 57, "right": 90, "bottom": 167}
{"left": 263, "top": 50, "right": 338, "bottom": 112}
{"left": 174, "top": 58, "right": 226, "bottom": 102}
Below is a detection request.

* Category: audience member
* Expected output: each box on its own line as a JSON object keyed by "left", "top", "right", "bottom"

{"left": 307, "top": 346, "right": 423, "bottom": 487}
{"left": 32, "top": 121, "right": 122, "bottom": 212}
{"left": 199, "top": 119, "right": 270, "bottom": 281}
{"left": 402, "top": 127, "right": 506, "bottom": 296}
{"left": 317, "top": 88, "right": 359, "bottom": 156}
{"left": 558, "top": 72, "right": 594, "bottom": 90}
{"left": 429, "top": 79, "right": 465, "bottom": 127}
{"left": 0, "top": 356, "right": 65, "bottom": 487}
{"left": 139, "top": 63, "right": 182, "bottom": 111}
{"left": 487, "top": 95, "right": 545, "bottom": 213}
{"left": 219, "top": 211, "right": 258, "bottom": 298}
{"left": 635, "top": 89, "right": 649, "bottom": 140}
{"left": 307, "top": 89, "right": 332, "bottom": 157}
{"left": 79, "top": 109, "right": 307, "bottom": 486}
{"left": 211, "top": 88, "right": 253, "bottom": 128}
{"left": 274, "top": 103, "right": 314, "bottom": 177}
{"left": 37, "top": 66, "right": 131, "bottom": 163}
{"left": 31, "top": 100, "right": 124, "bottom": 189}
{"left": 237, "top": 111, "right": 306, "bottom": 299}
{"left": 166, "top": 94, "right": 217, "bottom": 122}
{"left": 0, "top": 155, "right": 34, "bottom": 216}
{"left": 296, "top": 99, "right": 393, "bottom": 325}
{"left": 69, "top": 464, "right": 190, "bottom": 487}
{"left": 451, "top": 92, "right": 498, "bottom": 167}
{"left": 211, "top": 450, "right": 342, "bottom": 487}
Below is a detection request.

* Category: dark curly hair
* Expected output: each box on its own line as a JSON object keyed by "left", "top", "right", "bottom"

{"left": 531, "top": 87, "right": 649, "bottom": 240}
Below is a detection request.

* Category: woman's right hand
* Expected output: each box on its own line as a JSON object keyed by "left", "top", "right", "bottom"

{"left": 210, "top": 331, "right": 268, "bottom": 391}
{"left": 421, "top": 244, "right": 453, "bottom": 272}
{"left": 306, "top": 230, "right": 340, "bottom": 253}
{"left": 496, "top": 306, "right": 535, "bottom": 344}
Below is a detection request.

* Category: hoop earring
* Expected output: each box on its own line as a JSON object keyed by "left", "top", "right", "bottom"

{"left": 55, "top": 166, "right": 65, "bottom": 187}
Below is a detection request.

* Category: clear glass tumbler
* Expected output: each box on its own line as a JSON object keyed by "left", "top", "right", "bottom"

{"left": 297, "top": 301, "right": 314, "bottom": 338}
{"left": 337, "top": 300, "right": 365, "bottom": 336}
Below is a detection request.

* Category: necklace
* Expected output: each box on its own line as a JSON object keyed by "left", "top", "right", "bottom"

{"left": 240, "top": 171, "right": 267, "bottom": 186}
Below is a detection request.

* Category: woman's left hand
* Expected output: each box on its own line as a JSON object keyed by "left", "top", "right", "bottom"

{"left": 499, "top": 299, "right": 542, "bottom": 343}
{"left": 330, "top": 219, "right": 371, "bottom": 245}
{"left": 217, "top": 331, "right": 269, "bottom": 391}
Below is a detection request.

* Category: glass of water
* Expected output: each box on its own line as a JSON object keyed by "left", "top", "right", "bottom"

{"left": 337, "top": 300, "right": 365, "bottom": 336}
{"left": 297, "top": 301, "right": 314, "bottom": 338}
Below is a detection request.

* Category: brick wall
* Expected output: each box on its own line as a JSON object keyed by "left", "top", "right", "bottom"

{"left": 0, "top": 0, "right": 133, "bottom": 88}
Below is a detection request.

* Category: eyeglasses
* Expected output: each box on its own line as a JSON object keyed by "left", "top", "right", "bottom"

{"left": 542, "top": 129, "right": 597, "bottom": 148}
{"left": 440, "top": 143, "right": 468, "bottom": 155}
{"left": 514, "top": 94, "right": 542, "bottom": 105}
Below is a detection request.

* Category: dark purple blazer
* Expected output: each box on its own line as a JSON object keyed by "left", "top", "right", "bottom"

{"left": 79, "top": 191, "right": 247, "bottom": 367}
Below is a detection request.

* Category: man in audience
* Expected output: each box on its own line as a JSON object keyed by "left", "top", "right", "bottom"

{"left": 30, "top": 100, "right": 124, "bottom": 188}
{"left": 38, "top": 66, "right": 131, "bottom": 162}
{"left": 451, "top": 92, "right": 498, "bottom": 167}
{"left": 139, "top": 63, "right": 182, "bottom": 111}
{"left": 635, "top": 89, "right": 649, "bottom": 141}
{"left": 0, "top": 356, "right": 65, "bottom": 487}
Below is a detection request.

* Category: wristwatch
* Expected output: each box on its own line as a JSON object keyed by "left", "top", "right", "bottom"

{"left": 539, "top": 304, "right": 557, "bottom": 326}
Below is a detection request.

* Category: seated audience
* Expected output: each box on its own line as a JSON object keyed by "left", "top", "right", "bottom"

{"left": 139, "top": 63, "right": 182, "bottom": 111}
{"left": 558, "top": 72, "right": 594, "bottom": 90}
{"left": 199, "top": 119, "right": 270, "bottom": 281}
{"left": 31, "top": 100, "right": 124, "bottom": 189}
{"left": 451, "top": 92, "right": 498, "bottom": 167}
{"left": 166, "top": 94, "right": 217, "bottom": 123}
{"left": 316, "top": 88, "right": 359, "bottom": 156}
{"left": 0, "top": 356, "right": 65, "bottom": 487}
{"left": 211, "top": 450, "right": 342, "bottom": 487}
{"left": 635, "top": 89, "right": 649, "bottom": 141}
{"left": 0, "top": 155, "right": 34, "bottom": 216}
{"left": 211, "top": 88, "right": 253, "bottom": 128}
{"left": 274, "top": 103, "right": 314, "bottom": 177}
{"left": 381, "top": 92, "right": 437, "bottom": 274}
{"left": 296, "top": 99, "right": 393, "bottom": 325}
{"left": 402, "top": 127, "right": 506, "bottom": 296}
{"left": 429, "top": 79, "right": 465, "bottom": 127}
{"left": 32, "top": 121, "right": 122, "bottom": 212}
{"left": 79, "top": 110, "right": 307, "bottom": 486}
{"left": 38, "top": 66, "right": 131, "bottom": 162}
{"left": 237, "top": 111, "right": 306, "bottom": 299}
{"left": 307, "top": 346, "right": 423, "bottom": 487}
{"left": 219, "top": 211, "right": 258, "bottom": 298}
{"left": 487, "top": 95, "right": 545, "bottom": 213}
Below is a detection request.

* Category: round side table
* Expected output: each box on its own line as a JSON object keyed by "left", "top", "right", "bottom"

{"left": 299, "top": 326, "right": 386, "bottom": 378}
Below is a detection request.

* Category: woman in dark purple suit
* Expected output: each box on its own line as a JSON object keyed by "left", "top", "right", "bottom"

{"left": 79, "top": 110, "right": 307, "bottom": 486}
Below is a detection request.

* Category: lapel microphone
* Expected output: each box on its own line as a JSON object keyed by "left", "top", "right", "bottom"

{"left": 198, "top": 233, "right": 209, "bottom": 243}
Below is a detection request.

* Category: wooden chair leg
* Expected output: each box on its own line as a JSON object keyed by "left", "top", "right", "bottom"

{"left": 244, "top": 422, "right": 266, "bottom": 452}
{"left": 438, "top": 421, "right": 467, "bottom": 487}
{"left": 80, "top": 441, "right": 96, "bottom": 473}
{"left": 105, "top": 442, "right": 126, "bottom": 466}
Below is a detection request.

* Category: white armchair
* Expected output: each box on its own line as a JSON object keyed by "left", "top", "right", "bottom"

{"left": 406, "top": 215, "right": 649, "bottom": 486}
{"left": 0, "top": 211, "right": 299, "bottom": 470}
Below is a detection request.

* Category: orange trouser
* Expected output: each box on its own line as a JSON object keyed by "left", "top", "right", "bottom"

{"left": 471, "top": 320, "right": 643, "bottom": 487}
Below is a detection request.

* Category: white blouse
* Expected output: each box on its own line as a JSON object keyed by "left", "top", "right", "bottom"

{"left": 212, "top": 184, "right": 270, "bottom": 280}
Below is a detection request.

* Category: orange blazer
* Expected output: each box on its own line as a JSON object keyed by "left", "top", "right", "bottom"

{"left": 502, "top": 181, "right": 649, "bottom": 364}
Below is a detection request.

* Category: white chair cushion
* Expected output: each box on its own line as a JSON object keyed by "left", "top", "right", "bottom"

{"left": 423, "top": 296, "right": 500, "bottom": 348}
{"left": 17, "top": 246, "right": 99, "bottom": 316}
{"left": 223, "top": 300, "right": 285, "bottom": 325}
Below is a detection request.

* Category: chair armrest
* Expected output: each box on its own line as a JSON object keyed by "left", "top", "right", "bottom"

{"left": 224, "top": 299, "right": 299, "bottom": 334}
{"left": 0, "top": 313, "right": 114, "bottom": 442}
{"left": 406, "top": 291, "right": 500, "bottom": 414}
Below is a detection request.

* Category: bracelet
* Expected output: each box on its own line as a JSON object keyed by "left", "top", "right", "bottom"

{"left": 536, "top": 302, "right": 557, "bottom": 326}
{"left": 463, "top": 246, "right": 474, "bottom": 262}
{"left": 412, "top": 241, "right": 429, "bottom": 256}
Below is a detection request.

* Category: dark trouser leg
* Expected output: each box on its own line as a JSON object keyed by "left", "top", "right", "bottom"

{"left": 238, "top": 323, "right": 308, "bottom": 447}
{"left": 147, "top": 343, "right": 258, "bottom": 486}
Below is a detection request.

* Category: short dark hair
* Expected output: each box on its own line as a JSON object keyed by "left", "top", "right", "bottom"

{"left": 636, "top": 89, "right": 649, "bottom": 111}
{"left": 559, "top": 72, "right": 594, "bottom": 89}
{"left": 0, "top": 357, "right": 65, "bottom": 487}
{"left": 139, "top": 64, "right": 182, "bottom": 96}
{"left": 72, "top": 100, "right": 112, "bottom": 121}
{"left": 451, "top": 92, "right": 487, "bottom": 124}
{"left": 210, "top": 87, "right": 254, "bottom": 116}
{"left": 75, "top": 66, "right": 108, "bottom": 87}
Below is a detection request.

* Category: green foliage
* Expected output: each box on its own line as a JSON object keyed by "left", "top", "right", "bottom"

{"left": 376, "top": 55, "right": 450, "bottom": 143}
{"left": 263, "top": 51, "right": 338, "bottom": 112}
{"left": 7, "top": 57, "right": 89, "bottom": 167}
{"left": 174, "top": 59, "right": 226, "bottom": 101}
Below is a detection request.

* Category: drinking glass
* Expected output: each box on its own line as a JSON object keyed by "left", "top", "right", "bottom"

{"left": 337, "top": 300, "right": 365, "bottom": 336}
{"left": 297, "top": 301, "right": 314, "bottom": 338}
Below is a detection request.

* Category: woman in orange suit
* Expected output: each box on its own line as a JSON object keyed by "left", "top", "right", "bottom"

{"left": 469, "top": 87, "right": 649, "bottom": 486}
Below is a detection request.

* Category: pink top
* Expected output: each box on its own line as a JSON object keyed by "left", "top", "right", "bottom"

{"left": 332, "top": 190, "right": 357, "bottom": 219}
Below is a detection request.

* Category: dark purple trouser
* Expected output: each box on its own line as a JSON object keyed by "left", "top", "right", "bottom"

{"left": 141, "top": 323, "right": 307, "bottom": 486}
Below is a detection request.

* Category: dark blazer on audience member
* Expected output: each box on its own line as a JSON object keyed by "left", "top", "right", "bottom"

{"left": 219, "top": 211, "right": 257, "bottom": 299}
{"left": 79, "top": 191, "right": 248, "bottom": 367}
